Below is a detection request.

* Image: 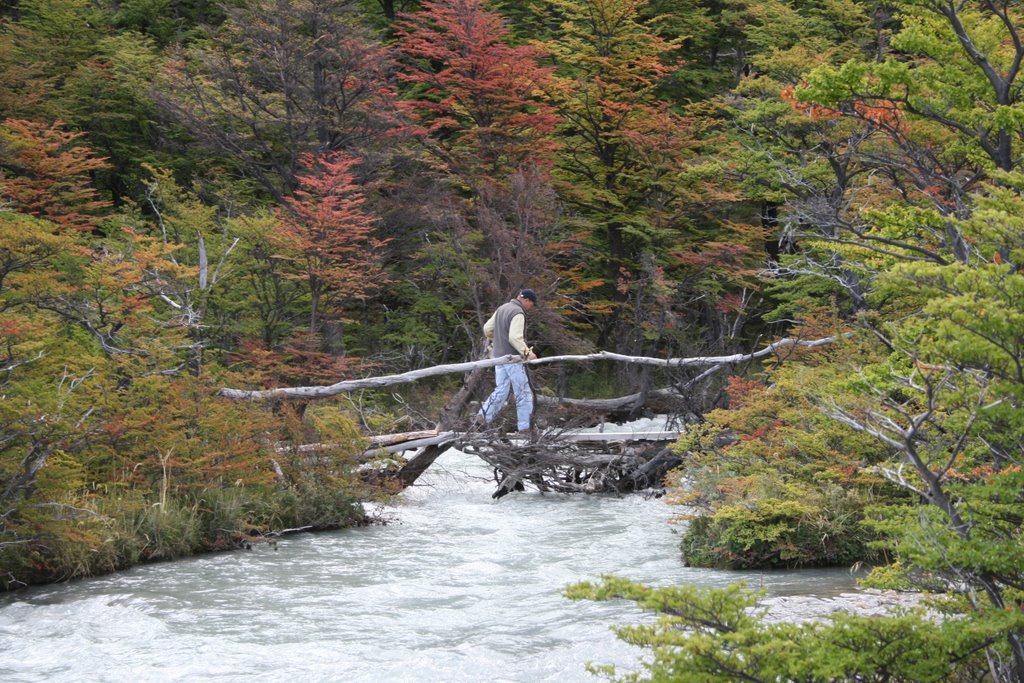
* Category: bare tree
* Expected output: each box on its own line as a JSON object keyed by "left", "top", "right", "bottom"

{"left": 156, "top": 0, "right": 397, "bottom": 202}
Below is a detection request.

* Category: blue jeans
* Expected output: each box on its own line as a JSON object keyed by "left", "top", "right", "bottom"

{"left": 479, "top": 364, "right": 534, "bottom": 430}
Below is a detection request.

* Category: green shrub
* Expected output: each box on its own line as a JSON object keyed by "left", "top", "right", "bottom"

{"left": 0, "top": 480, "right": 368, "bottom": 589}
{"left": 275, "top": 481, "right": 364, "bottom": 530}
{"left": 566, "top": 576, "right": 1014, "bottom": 682}
{"left": 672, "top": 362, "right": 906, "bottom": 569}
{"left": 681, "top": 484, "right": 877, "bottom": 568}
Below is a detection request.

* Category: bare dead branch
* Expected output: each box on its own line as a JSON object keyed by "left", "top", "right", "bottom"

{"left": 0, "top": 351, "right": 45, "bottom": 374}
{"left": 219, "top": 334, "right": 845, "bottom": 400}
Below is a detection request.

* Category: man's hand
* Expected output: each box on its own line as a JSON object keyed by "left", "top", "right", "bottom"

{"left": 525, "top": 347, "right": 537, "bottom": 361}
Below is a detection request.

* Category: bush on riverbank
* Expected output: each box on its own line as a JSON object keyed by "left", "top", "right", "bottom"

{"left": 671, "top": 364, "right": 908, "bottom": 569}
{"left": 0, "top": 370, "right": 374, "bottom": 590}
{"left": 0, "top": 484, "right": 367, "bottom": 588}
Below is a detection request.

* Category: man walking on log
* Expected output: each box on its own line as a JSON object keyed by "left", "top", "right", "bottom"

{"left": 475, "top": 289, "right": 538, "bottom": 437}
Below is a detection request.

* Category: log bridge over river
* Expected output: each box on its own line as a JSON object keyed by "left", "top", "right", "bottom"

{"left": 223, "top": 335, "right": 841, "bottom": 498}
{"left": 363, "top": 426, "right": 685, "bottom": 499}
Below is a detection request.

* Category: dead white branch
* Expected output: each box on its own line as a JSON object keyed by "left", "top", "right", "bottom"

{"left": 0, "top": 351, "right": 45, "bottom": 374}
{"left": 198, "top": 233, "right": 208, "bottom": 290}
{"left": 220, "top": 355, "right": 522, "bottom": 400}
{"left": 537, "top": 385, "right": 697, "bottom": 411}
{"left": 219, "top": 335, "right": 844, "bottom": 401}
{"left": 361, "top": 433, "right": 458, "bottom": 458}
{"left": 279, "top": 430, "right": 445, "bottom": 455}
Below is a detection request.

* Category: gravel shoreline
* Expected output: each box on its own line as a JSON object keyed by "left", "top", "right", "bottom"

{"left": 760, "top": 588, "right": 924, "bottom": 624}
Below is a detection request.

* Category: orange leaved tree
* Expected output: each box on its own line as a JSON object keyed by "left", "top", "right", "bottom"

{"left": 274, "top": 152, "right": 388, "bottom": 349}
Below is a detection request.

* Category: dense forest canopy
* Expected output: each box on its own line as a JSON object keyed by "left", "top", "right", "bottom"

{"left": 1, "top": 0, "right": 1022, "bottom": 678}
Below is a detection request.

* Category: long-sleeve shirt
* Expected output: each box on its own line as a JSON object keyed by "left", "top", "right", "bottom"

{"left": 483, "top": 299, "right": 529, "bottom": 357}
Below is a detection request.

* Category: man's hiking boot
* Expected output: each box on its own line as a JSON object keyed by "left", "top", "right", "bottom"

{"left": 515, "top": 426, "right": 539, "bottom": 443}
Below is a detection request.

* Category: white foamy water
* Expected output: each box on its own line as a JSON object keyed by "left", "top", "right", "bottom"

{"left": 0, "top": 448, "right": 858, "bottom": 682}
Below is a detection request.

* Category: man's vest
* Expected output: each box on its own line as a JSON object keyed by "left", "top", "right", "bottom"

{"left": 491, "top": 299, "right": 526, "bottom": 357}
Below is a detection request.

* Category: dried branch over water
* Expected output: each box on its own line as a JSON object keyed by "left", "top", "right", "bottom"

{"left": 219, "top": 335, "right": 843, "bottom": 400}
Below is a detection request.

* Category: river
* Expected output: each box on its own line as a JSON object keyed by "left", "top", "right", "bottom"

{"left": 0, "top": 448, "right": 860, "bottom": 682}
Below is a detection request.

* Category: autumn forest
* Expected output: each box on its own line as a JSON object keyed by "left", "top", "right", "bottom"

{"left": 1, "top": 0, "right": 1023, "bottom": 678}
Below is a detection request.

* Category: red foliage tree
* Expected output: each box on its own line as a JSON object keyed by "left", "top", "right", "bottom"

{"left": 395, "top": 0, "right": 559, "bottom": 177}
{"left": 0, "top": 118, "right": 111, "bottom": 231}
{"left": 274, "top": 152, "right": 388, "bottom": 341}
{"left": 393, "top": 0, "right": 572, "bottom": 335}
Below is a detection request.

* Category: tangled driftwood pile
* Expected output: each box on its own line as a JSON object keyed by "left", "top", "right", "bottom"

{"left": 459, "top": 427, "right": 683, "bottom": 499}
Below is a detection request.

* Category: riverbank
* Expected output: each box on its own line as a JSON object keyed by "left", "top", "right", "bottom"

{"left": 761, "top": 588, "right": 923, "bottom": 623}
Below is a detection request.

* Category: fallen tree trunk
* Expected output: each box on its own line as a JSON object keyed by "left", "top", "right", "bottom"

{"left": 280, "top": 430, "right": 443, "bottom": 454}
{"left": 362, "top": 433, "right": 457, "bottom": 459}
{"left": 219, "top": 335, "right": 844, "bottom": 401}
{"left": 391, "top": 363, "right": 491, "bottom": 488}
{"left": 220, "top": 355, "right": 521, "bottom": 400}
{"left": 536, "top": 387, "right": 693, "bottom": 413}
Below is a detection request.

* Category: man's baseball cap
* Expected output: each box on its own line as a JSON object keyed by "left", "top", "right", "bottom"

{"left": 519, "top": 288, "right": 538, "bottom": 303}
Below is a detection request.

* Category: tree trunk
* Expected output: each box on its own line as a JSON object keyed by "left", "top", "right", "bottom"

{"left": 393, "top": 363, "right": 491, "bottom": 488}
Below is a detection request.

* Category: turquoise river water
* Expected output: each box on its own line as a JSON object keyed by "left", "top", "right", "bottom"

{"left": 0, "top": 447, "right": 859, "bottom": 682}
